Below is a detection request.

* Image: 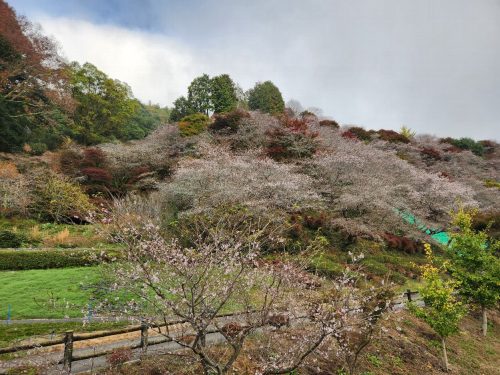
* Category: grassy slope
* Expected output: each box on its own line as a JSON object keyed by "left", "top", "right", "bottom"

{"left": 354, "top": 310, "right": 500, "bottom": 375}
{"left": 0, "top": 267, "right": 100, "bottom": 319}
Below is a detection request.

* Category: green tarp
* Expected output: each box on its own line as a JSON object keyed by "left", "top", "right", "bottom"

{"left": 398, "top": 210, "right": 450, "bottom": 245}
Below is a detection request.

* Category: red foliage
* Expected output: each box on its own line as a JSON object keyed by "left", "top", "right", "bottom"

{"left": 279, "top": 115, "right": 318, "bottom": 137}
{"left": 443, "top": 145, "right": 463, "bottom": 153}
{"left": 81, "top": 148, "right": 107, "bottom": 168}
{"left": 81, "top": 167, "right": 112, "bottom": 183}
{"left": 0, "top": 1, "right": 40, "bottom": 70}
{"left": 265, "top": 115, "right": 318, "bottom": 159}
{"left": 420, "top": 147, "right": 442, "bottom": 161}
{"left": 346, "top": 127, "right": 372, "bottom": 141}
{"left": 341, "top": 130, "right": 359, "bottom": 141}
{"left": 382, "top": 232, "right": 424, "bottom": 255}
{"left": 377, "top": 129, "right": 410, "bottom": 144}
{"left": 210, "top": 109, "right": 250, "bottom": 133}
{"left": 0, "top": 1, "right": 72, "bottom": 111}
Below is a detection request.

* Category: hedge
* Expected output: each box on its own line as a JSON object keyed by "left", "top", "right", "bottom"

{"left": 0, "top": 249, "right": 120, "bottom": 271}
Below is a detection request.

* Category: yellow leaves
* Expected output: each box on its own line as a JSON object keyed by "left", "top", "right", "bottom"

{"left": 423, "top": 243, "right": 432, "bottom": 257}
{"left": 451, "top": 205, "right": 477, "bottom": 232}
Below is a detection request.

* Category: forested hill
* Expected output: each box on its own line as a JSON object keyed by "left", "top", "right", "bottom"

{"left": 1, "top": 0, "right": 498, "bottom": 244}
{"left": 0, "top": 0, "right": 169, "bottom": 154}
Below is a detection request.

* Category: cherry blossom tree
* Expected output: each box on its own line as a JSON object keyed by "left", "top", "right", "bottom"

{"left": 309, "top": 128, "right": 476, "bottom": 238}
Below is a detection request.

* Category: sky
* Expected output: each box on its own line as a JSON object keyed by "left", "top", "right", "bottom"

{"left": 8, "top": 0, "right": 500, "bottom": 139}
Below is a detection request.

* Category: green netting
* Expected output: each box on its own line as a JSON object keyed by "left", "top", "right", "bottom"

{"left": 397, "top": 209, "right": 450, "bottom": 245}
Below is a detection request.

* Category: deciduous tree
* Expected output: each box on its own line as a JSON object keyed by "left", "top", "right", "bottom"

{"left": 188, "top": 73, "right": 212, "bottom": 116}
{"left": 409, "top": 244, "right": 466, "bottom": 372}
{"left": 447, "top": 208, "right": 500, "bottom": 336}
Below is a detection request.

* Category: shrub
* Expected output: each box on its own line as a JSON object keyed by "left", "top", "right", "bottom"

{"left": 58, "top": 149, "right": 83, "bottom": 176}
{"left": 377, "top": 129, "right": 410, "bottom": 143}
{"left": 0, "top": 230, "right": 25, "bottom": 248}
{"left": 484, "top": 180, "right": 500, "bottom": 190}
{"left": 420, "top": 147, "right": 442, "bottom": 161}
{"left": 0, "top": 249, "right": 108, "bottom": 270}
{"left": 209, "top": 109, "right": 250, "bottom": 133}
{"left": 266, "top": 116, "right": 318, "bottom": 160}
{"left": 81, "top": 147, "right": 107, "bottom": 168}
{"left": 479, "top": 140, "right": 497, "bottom": 155}
{"left": 319, "top": 119, "right": 339, "bottom": 128}
{"left": 345, "top": 126, "right": 372, "bottom": 142}
{"left": 441, "top": 137, "right": 485, "bottom": 156}
{"left": 178, "top": 113, "right": 210, "bottom": 136}
{"left": 28, "top": 143, "right": 48, "bottom": 156}
{"left": 30, "top": 175, "right": 95, "bottom": 223}
{"left": 400, "top": 125, "right": 416, "bottom": 139}
{"left": 341, "top": 130, "right": 359, "bottom": 141}
{"left": 81, "top": 167, "right": 112, "bottom": 184}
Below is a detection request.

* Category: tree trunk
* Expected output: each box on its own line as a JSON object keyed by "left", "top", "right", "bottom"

{"left": 482, "top": 305, "right": 488, "bottom": 337}
{"left": 441, "top": 337, "right": 449, "bottom": 372}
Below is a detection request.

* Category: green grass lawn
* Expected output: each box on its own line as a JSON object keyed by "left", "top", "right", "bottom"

{"left": 0, "top": 267, "right": 101, "bottom": 319}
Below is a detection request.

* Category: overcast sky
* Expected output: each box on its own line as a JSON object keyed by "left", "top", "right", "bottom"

{"left": 9, "top": 0, "right": 500, "bottom": 139}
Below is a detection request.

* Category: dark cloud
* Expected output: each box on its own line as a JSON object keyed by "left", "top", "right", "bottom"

{"left": 9, "top": 0, "right": 500, "bottom": 139}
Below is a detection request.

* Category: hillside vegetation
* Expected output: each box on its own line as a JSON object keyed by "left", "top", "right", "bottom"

{"left": 0, "top": 1, "right": 499, "bottom": 374}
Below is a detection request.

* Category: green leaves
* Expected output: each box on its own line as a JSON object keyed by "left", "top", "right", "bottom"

{"left": 188, "top": 73, "right": 212, "bottom": 115}
{"left": 409, "top": 244, "right": 466, "bottom": 339}
{"left": 248, "top": 81, "right": 285, "bottom": 114}
{"left": 211, "top": 74, "right": 238, "bottom": 113}
{"left": 171, "top": 73, "right": 239, "bottom": 122}
{"left": 448, "top": 208, "right": 500, "bottom": 310}
{"left": 69, "top": 62, "right": 159, "bottom": 144}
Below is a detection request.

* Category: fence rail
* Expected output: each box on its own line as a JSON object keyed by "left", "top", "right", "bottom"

{"left": 0, "top": 292, "right": 421, "bottom": 372}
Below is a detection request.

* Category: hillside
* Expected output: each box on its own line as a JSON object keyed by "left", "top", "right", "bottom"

{"left": 1, "top": 0, "right": 499, "bottom": 373}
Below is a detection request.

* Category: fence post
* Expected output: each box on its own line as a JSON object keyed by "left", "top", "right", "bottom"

{"left": 63, "top": 330, "right": 74, "bottom": 372}
{"left": 406, "top": 289, "right": 413, "bottom": 302}
{"left": 140, "top": 321, "right": 149, "bottom": 353}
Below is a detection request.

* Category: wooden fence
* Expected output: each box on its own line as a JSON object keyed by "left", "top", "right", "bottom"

{"left": 0, "top": 291, "right": 422, "bottom": 372}
{"left": 0, "top": 312, "right": 237, "bottom": 372}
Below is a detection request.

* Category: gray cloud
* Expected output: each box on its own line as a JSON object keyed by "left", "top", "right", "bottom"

{"left": 18, "top": 0, "right": 500, "bottom": 139}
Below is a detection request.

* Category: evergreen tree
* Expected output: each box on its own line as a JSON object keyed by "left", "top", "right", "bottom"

{"left": 210, "top": 74, "right": 238, "bottom": 113}
{"left": 248, "top": 81, "right": 285, "bottom": 114}
{"left": 170, "top": 96, "right": 194, "bottom": 122}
